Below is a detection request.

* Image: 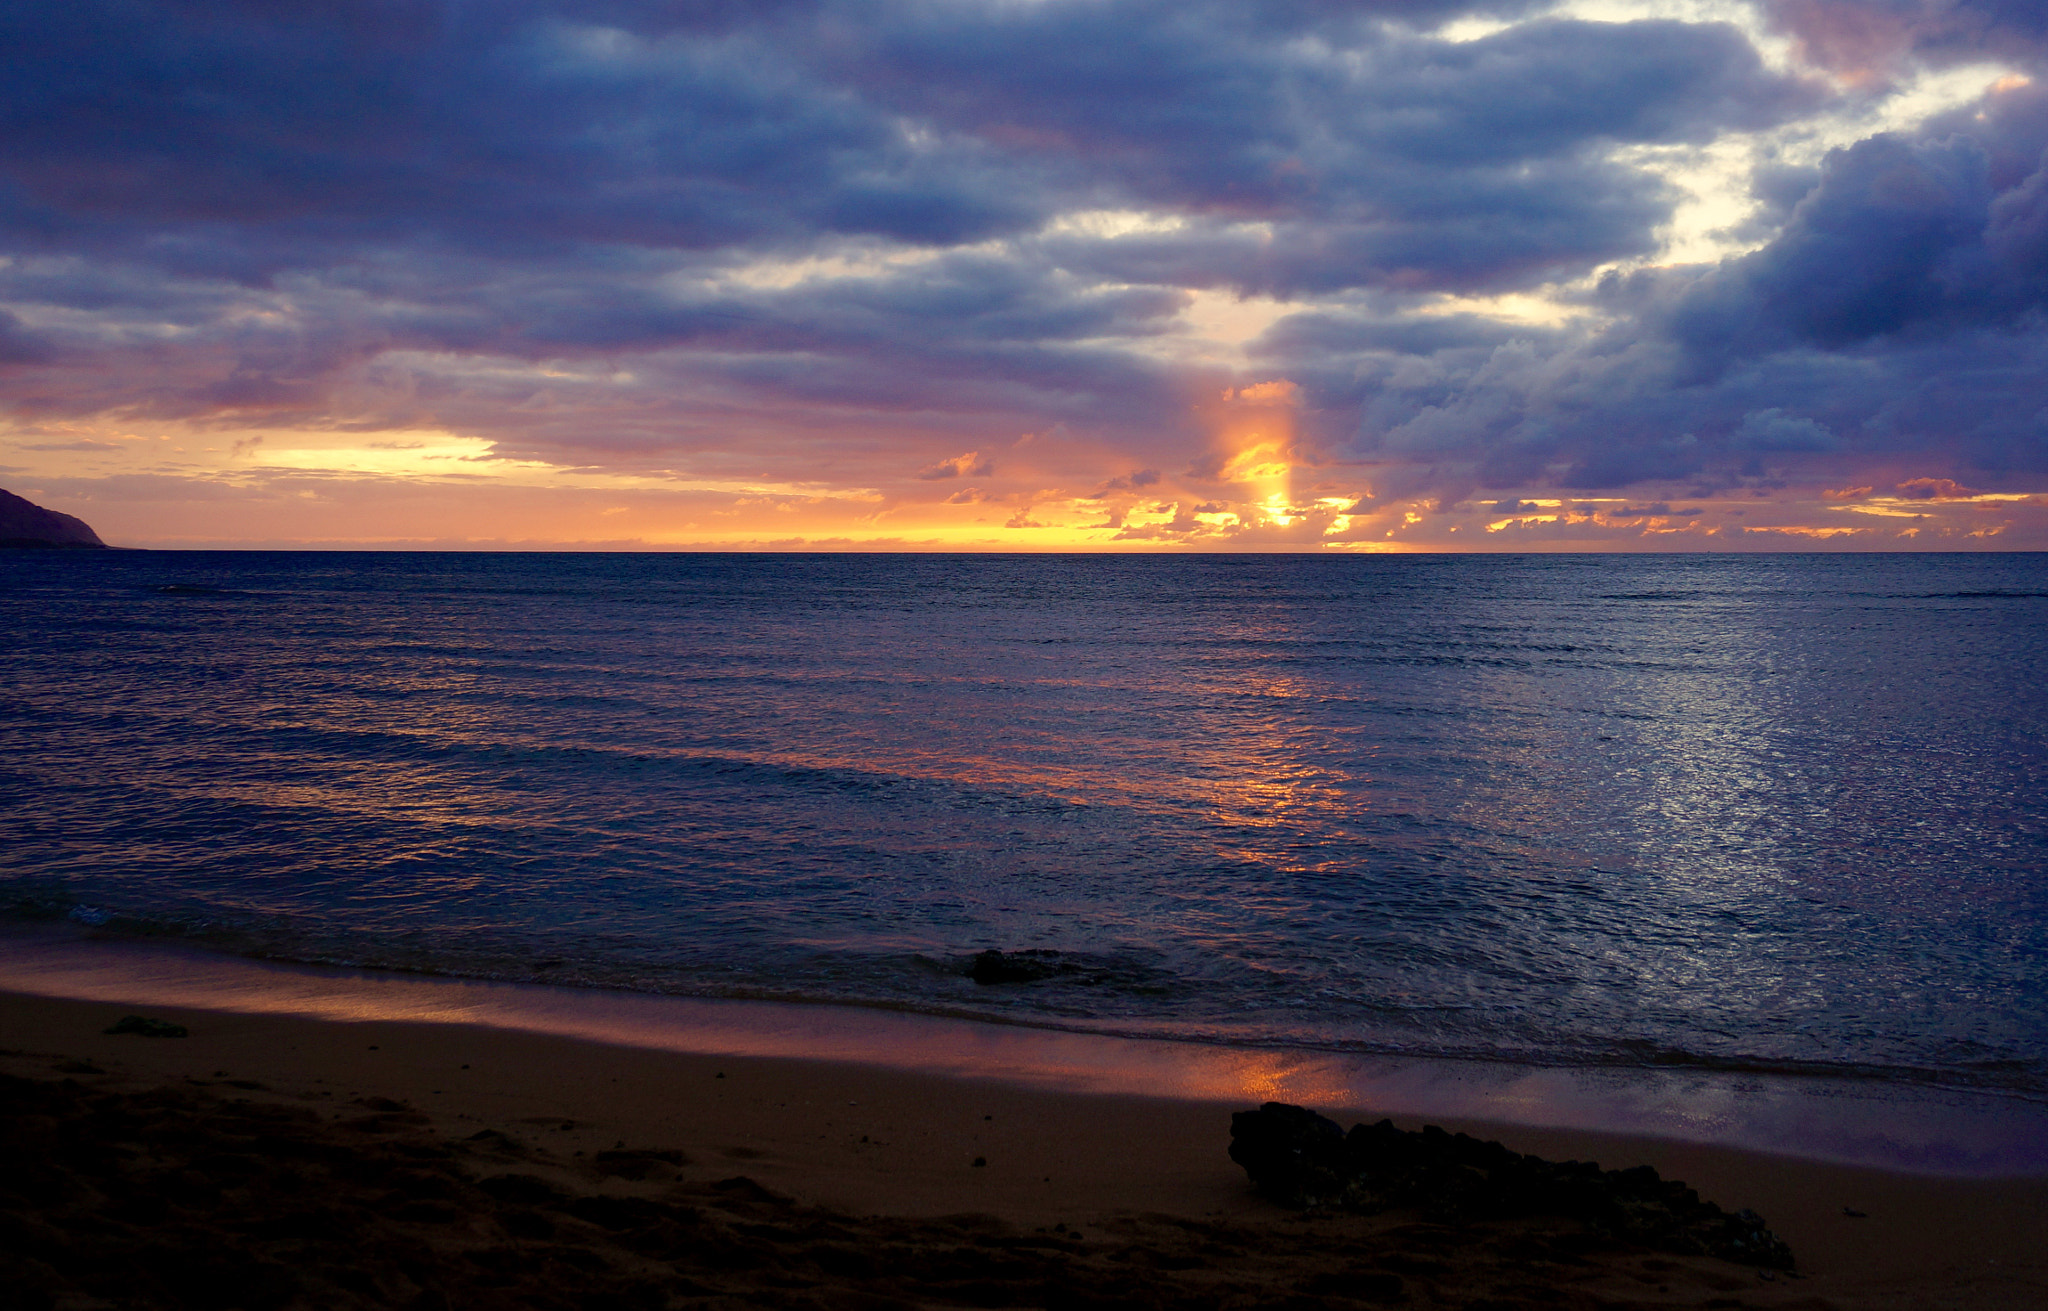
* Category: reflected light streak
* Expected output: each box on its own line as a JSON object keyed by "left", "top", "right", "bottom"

{"left": 1212, "top": 381, "right": 1300, "bottom": 527}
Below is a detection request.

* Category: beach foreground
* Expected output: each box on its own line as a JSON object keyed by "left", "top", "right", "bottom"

{"left": 4, "top": 990, "right": 2045, "bottom": 1311}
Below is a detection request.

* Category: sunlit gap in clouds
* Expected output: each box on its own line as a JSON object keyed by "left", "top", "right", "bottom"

{"left": 6, "top": 0, "right": 2048, "bottom": 548}
{"left": 1431, "top": 0, "right": 2032, "bottom": 319}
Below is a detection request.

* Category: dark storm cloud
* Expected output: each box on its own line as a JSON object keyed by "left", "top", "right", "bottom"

{"left": 1255, "top": 306, "right": 1530, "bottom": 360}
{"left": 0, "top": 3, "right": 1818, "bottom": 281}
{"left": 0, "top": 0, "right": 1827, "bottom": 465}
{"left": 1658, "top": 124, "right": 2048, "bottom": 359}
{"left": 0, "top": 309, "right": 53, "bottom": 365}
{"left": 0, "top": 1, "right": 1044, "bottom": 257}
{"left": 883, "top": 12, "right": 1820, "bottom": 294}
{"left": 1317, "top": 79, "right": 2048, "bottom": 492}
{"left": 1030, "top": 163, "right": 1675, "bottom": 299}
{"left": 512, "top": 254, "right": 1188, "bottom": 354}
{"left": 3, "top": 0, "right": 2040, "bottom": 511}
{"left": 1765, "top": 0, "right": 2048, "bottom": 79}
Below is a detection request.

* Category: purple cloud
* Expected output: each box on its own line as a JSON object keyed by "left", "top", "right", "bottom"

{"left": 0, "top": 0, "right": 2043, "bottom": 544}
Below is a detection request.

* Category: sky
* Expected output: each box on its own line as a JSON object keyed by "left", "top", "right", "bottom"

{"left": 4, "top": 0, "right": 2048, "bottom": 550}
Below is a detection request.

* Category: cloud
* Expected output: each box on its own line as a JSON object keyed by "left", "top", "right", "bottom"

{"left": 916, "top": 450, "right": 994, "bottom": 480}
{"left": 1095, "top": 468, "right": 1162, "bottom": 495}
{"left": 0, "top": 310, "right": 53, "bottom": 365}
{"left": 1895, "top": 476, "right": 1981, "bottom": 498}
{"left": 1732, "top": 408, "right": 1837, "bottom": 451}
{"left": 1, "top": 1, "right": 2044, "bottom": 548}
{"left": 1656, "top": 132, "right": 2025, "bottom": 359}
{"left": 1314, "top": 68, "right": 2048, "bottom": 499}
{"left": 1763, "top": 1, "right": 2048, "bottom": 83}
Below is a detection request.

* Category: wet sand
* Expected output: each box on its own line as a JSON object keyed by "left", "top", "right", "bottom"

{"left": 5, "top": 987, "right": 2046, "bottom": 1310}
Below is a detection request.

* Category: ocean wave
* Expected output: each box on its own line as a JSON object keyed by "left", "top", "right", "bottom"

{"left": 8, "top": 898, "right": 2044, "bottom": 1102}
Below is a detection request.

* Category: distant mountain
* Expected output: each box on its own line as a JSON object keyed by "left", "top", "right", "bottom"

{"left": 1, "top": 488, "right": 108, "bottom": 548}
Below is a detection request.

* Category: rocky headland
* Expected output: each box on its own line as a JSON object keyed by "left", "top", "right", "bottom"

{"left": 0, "top": 487, "right": 107, "bottom": 548}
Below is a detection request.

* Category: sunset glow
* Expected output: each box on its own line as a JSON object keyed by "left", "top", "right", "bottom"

{"left": 5, "top": 1, "right": 2048, "bottom": 550}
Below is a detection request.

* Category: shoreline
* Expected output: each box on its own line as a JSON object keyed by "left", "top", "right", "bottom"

{"left": 17, "top": 913, "right": 2038, "bottom": 1101}
{"left": 6, "top": 986, "right": 2048, "bottom": 1307}
{"left": 4, "top": 924, "right": 2045, "bottom": 1179}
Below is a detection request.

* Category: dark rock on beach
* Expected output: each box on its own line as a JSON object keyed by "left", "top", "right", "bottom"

{"left": 590, "top": 1147, "right": 688, "bottom": 1181}
{"left": 1229, "top": 1101, "right": 1795, "bottom": 1269}
{"left": 103, "top": 1015, "right": 189, "bottom": 1038}
{"left": 0, "top": 1065, "right": 1887, "bottom": 1311}
{"left": 0, "top": 487, "right": 107, "bottom": 548}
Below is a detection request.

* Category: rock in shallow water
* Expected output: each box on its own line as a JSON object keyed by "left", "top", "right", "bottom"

{"left": 1228, "top": 1101, "right": 1794, "bottom": 1269}
{"left": 966, "top": 949, "right": 1065, "bottom": 984}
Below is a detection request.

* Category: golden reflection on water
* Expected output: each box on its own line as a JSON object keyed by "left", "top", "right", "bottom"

{"left": 185, "top": 580, "right": 1381, "bottom": 865}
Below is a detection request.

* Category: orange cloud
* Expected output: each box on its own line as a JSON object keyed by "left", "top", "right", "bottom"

{"left": 1822, "top": 484, "right": 1872, "bottom": 500}
{"left": 916, "top": 451, "right": 994, "bottom": 480}
{"left": 1208, "top": 379, "right": 1301, "bottom": 508}
{"left": 1743, "top": 524, "right": 1862, "bottom": 538}
{"left": 1223, "top": 380, "right": 1297, "bottom": 406}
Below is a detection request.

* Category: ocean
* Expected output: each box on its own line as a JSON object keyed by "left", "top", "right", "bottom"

{"left": 4, "top": 550, "right": 2046, "bottom": 1100}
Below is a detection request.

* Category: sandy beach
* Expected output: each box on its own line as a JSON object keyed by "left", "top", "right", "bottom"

{"left": 5, "top": 984, "right": 2046, "bottom": 1310}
